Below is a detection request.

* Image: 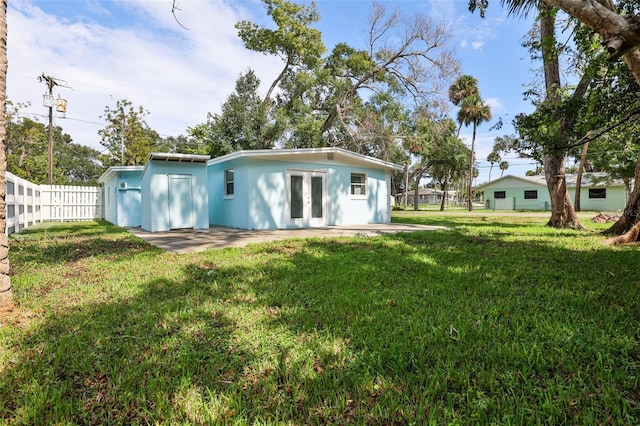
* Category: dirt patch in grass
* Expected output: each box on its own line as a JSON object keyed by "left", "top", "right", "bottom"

{"left": 0, "top": 304, "right": 40, "bottom": 328}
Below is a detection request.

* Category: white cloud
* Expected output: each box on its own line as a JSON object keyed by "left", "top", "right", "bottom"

{"left": 7, "top": 0, "right": 283, "bottom": 151}
{"left": 485, "top": 97, "right": 504, "bottom": 112}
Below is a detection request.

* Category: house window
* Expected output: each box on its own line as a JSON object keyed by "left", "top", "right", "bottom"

{"left": 351, "top": 173, "right": 367, "bottom": 197}
{"left": 494, "top": 191, "right": 506, "bottom": 199}
{"left": 224, "top": 169, "right": 234, "bottom": 197}
{"left": 524, "top": 190, "right": 538, "bottom": 200}
{"left": 589, "top": 188, "right": 606, "bottom": 199}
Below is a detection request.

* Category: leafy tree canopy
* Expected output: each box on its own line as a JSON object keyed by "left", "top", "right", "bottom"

{"left": 6, "top": 101, "right": 102, "bottom": 185}
{"left": 98, "top": 99, "right": 161, "bottom": 167}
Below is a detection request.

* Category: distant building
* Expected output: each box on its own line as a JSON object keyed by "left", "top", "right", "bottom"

{"left": 394, "top": 188, "right": 457, "bottom": 206}
{"left": 475, "top": 173, "right": 629, "bottom": 211}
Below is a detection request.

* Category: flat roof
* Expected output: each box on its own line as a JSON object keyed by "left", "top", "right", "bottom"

{"left": 97, "top": 166, "right": 144, "bottom": 184}
{"left": 207, "top": 147, "right": 403, "bottom": 171}
{"left": 148, "top": 152, "right": 211, "bottom": 163}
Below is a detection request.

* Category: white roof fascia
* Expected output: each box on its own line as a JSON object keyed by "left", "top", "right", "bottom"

{"left": 207, "top": 147, "right": 404, "bottom": 171}
{"left": 148, "top": 152, "right": 211, "bottom": 163}
{"left": 98, "top": 166, "right": 144, "bottom": 184}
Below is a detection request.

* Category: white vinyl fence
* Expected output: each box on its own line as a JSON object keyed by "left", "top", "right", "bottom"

{"left": 6, "top": 171, "right": 102, "bottom": 235}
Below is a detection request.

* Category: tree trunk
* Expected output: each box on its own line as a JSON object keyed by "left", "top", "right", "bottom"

{"left": 605, "top": 146, "right": 640, "bottom": 236}
{"left": 413, "top": 181, "right": 419, "bottom": 211}
{"left": 467, "top": 121, "right": 477, "bottom": 211}
{"left": 574, "top": 142, "right": 589, "bottom": 212}
{"left": 0, "top": 0, "right": 11, "bottom": 308}
{"left": 440, "top": 174, "right": 448, "bottom": 212}
{"left": 540, "top": 1, "right": 584, "bottom": 229}
{"left": 544, "top": 154, "right": 582, "bottom": 228}
{"left": 402, "top": 161, "right": 409, "bottom": 208}
{"left": 263, "top": 57, "right": 292, "bottom": 115}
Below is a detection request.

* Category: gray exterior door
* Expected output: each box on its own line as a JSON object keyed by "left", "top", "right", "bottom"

{"left": 169, "top": 175, "right": 193, "bottom": 229}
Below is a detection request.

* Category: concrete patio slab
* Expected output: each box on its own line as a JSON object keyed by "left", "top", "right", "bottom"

{"left": 127, "top": 223, "right": 447, "bottom": 253}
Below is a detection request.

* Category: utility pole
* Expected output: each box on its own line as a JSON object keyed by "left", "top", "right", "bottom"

{"left": 37, "top": 74, "right": 69, "bottom": 185}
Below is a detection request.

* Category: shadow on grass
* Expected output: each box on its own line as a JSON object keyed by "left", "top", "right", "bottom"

{"left": 2, "top": 225, "right": 639, "bottom": 424}
{"left": 1, "top": 273, "right": 249, "bottom": 424}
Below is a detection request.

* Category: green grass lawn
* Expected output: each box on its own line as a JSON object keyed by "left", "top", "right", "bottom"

{"left": 1, "top": 214, "right": 638, "bottom": 425}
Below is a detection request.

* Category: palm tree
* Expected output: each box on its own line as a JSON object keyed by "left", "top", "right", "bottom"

{"left": 499, "top": 160, "right": 509, "bottom": 178}
{"left": 487, "top": 151, "right": 501, "bottom": 181}
{"left": 457, "top": 94, "right": 492, "bottom": 211}
{"left": 0, "top": 0, "right": 11, "bottom": 307}
{"left": 448, "top": 75, "right": 479, "bottom": 136}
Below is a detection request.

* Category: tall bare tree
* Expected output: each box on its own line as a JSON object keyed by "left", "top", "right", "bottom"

{"left": 0, "top": 0, "right": 11, "bottom": 307}
{"left": 320, "top": 3, "right": 458, "bottom": 137}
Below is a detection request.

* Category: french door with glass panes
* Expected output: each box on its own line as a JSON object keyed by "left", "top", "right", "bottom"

{"left": 287, "top": 170, "right": 327, "bottom": 226}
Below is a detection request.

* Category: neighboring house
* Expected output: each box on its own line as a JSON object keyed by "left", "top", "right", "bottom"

{"left": 476, "top": 173, "right": 629, "bottom": 211}
{"left": 394, "top": 188, "right": 456, "bottom": 206}
{"left": 98, "top": 147, "right": 402, "bottom": 232}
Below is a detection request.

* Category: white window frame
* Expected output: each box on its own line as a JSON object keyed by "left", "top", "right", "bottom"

{"left": 351, "top": 172, "right": 367, "bottom": 199}
{"left": 224, "top": 169, "right": 234, "bottom": 199}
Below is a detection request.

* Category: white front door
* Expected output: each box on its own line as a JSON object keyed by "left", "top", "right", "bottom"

{"left": 287, "top": 170, "right": 327, "bottom": 226}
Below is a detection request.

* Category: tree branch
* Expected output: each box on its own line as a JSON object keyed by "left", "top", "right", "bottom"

{"left": 547, "top": 0, "right": 640, "bottom": 61}
{"left": 566, "top": 106, "right": 640, "bottom": 150}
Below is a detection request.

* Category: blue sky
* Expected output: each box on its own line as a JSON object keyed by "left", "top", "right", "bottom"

{"left": 8, "top": 0, "right": 541, "bottom": 183}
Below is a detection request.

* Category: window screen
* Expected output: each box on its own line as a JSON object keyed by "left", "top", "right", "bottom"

{"left": 351, "top": 173, "right": 366, "bottom": 196}
{"left": 589, "top": 188, "right": 606, "bottom": 199}
{"left": 224, "top": 169, "right": 234, "bottom": 196}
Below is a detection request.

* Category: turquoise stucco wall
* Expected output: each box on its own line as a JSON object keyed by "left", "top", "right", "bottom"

{"left": 102, "top": 170, "right": 142, "bottom": 227}
{"left": 141, "top": 161, "right": 209, "bottom": 232}
{"left": 207, "top": 157, "right": 392, "bottom": 229}
{"left": 208, "top": 157, "right": 251, "bottom": 229}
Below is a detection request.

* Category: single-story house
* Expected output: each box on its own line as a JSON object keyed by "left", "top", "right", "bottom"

{"left": 476, "top": 173, "right": 629, "bottom": 211}
{"left": 394, "top": 188, "right": 457, "bottom": 206}
{"left": 98, "top": 147, "right": 403, "bottom": 232}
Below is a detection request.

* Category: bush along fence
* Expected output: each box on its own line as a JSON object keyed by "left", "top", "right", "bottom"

{"left": 5, "top": 171, "right": 102, "bottom": 235}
